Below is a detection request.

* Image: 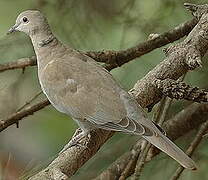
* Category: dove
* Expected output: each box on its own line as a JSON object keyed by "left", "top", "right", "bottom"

{"left": 8, "top": 10, "right": 196, "bottom": 170}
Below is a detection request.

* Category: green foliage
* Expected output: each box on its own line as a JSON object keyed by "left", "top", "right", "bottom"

{"left": 0, "top": 0, "right": 208, "bottom": 179}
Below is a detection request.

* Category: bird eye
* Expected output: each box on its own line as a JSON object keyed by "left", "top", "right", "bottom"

{"left": 22, "top": 17, "right": 29, "bottom": 23}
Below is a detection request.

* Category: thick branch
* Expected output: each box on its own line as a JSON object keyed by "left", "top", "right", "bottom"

{"left": 29, "top": 100, "right": 208, "bottom": 179}
{"left": 130, "top": 5, "right": 208, "bottom": 108}
{"left": 29, "top": 130, "right": 114, "bottom": 180}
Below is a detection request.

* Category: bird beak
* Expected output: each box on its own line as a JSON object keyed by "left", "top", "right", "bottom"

{"left": 7, "top": 23, "right": 19, "bottom": 35}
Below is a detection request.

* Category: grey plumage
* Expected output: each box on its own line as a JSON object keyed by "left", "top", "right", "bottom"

{"left": 8, "top": 10, "right": 196, "bottom": 170}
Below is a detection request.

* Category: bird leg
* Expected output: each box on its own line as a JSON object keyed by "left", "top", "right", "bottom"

{"left": 59, "top": 128, "right": 91, "bottom": 154}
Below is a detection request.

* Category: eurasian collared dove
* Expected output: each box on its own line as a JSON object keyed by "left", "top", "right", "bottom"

{"left": 8, "top": 10, "right": 196, "bottom": 170}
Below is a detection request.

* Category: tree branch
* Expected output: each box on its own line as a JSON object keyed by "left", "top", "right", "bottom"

{"left": 29, "top": 129, "right": 114, "bottom": 180}
{"left": 94, "top": 151, "right": 134, "bottom": 180}
{"left": 16, "top": 91, "right": 43, "bottom": 112}
{"left": 170, "top": 120, "right": 208, "bottom": 180}
{"left": 95, "top": 103, "right": 208, "bottom": 180}
{"left": 1, "top": 18, "right": 197, "bottom": 73}
{"left": 86, "top": 18, "right": 197, "bottom": 70}
{"left": 0, "top": 56, "right": 37, "bottom": 73}
{"left": 0, "top": 99, "right": 50, "bottom": 132}
{"left": 130, "top": 4, "right": 208, "bottom": 109}
{"left": 155, "top": 79, "right": 208, "bottom": 103}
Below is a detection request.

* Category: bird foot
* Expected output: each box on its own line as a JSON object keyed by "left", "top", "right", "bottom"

{"left": 59, "top": 129, "right": 91, "bottom": 154}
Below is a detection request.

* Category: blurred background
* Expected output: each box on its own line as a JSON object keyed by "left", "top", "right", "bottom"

{"left": 0, "top": 0, "right": 208, "bottom": 179}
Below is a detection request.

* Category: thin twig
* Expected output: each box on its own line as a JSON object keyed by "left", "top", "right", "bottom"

{"left": 0, "top": 99, "right": 50, "bottom": 132}
{"left": 118, "top": 140, "right": 143, "bottom": 180}
{"left": 157, "top": 97, "right": 172, "bottom": 126}
{"left": 16, "top": 91, "right": 43, "bottom": 112}
{"left": 118, "top": 144, "right": 141, "bottom": 180}
{"left": 153, "top": 97, "right": 169, "bottom": 124}
{"left": 170, "top": 120, "right": 208, "bottom": 180}
{"left": 133, "top": 141, "right": 152, "bottom": 180}
{"left": 0, "top": 56, "right": 37, "bottom": 73}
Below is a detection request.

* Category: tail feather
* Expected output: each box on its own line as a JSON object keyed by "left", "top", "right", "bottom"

{"left": 143, "top": 132, "right": 197, "bottom": 170}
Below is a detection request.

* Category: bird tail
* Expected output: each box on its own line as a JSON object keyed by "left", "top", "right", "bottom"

{"left": 143, "top": 132, "right": 197, "bottom": 170}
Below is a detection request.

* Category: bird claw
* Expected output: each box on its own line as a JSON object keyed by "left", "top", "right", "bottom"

{"left": 59, "top": 140, "right": 87, "bottom": 154}
{"left": 59, "top": 130, "right": 91, "bottom": 154}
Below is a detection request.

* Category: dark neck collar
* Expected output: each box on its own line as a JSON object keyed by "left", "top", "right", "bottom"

{"left": 38, "top": 35, "right": 56, "bottom": 47}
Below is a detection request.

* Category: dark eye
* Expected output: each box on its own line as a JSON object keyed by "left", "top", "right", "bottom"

{"left": 22, "top": 17, "right": 29, "bottom": 23}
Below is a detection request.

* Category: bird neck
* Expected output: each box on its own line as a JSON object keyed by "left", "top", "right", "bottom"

{"left": 30, "top": 30, "right": 55, "bottom": 48}
{"left": 30, "top": 30, "right": 61, "bottom": 70}
{"left": 37, "top": 35, "right": 56, "bottom": 47}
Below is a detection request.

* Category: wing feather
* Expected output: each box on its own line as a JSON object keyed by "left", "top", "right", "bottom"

{"left": 41, "top": 53, "right": 156, "bottom": 136}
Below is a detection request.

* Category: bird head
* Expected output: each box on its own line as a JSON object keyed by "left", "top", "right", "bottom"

{"left": 7, "top": 10, "right": 50, "bottom": 36}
